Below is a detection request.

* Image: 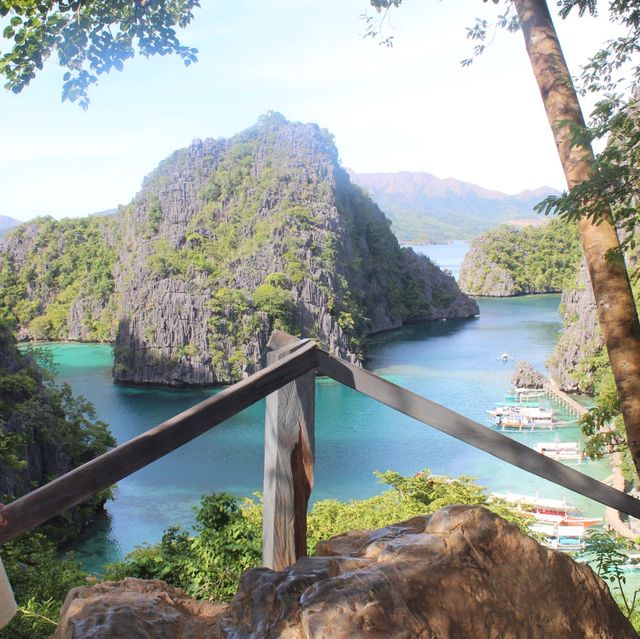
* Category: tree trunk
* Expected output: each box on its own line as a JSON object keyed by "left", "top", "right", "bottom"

{"left": 512, "top": 0, "right": 640, "bottom": 477}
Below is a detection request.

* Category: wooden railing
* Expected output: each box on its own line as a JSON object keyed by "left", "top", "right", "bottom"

{"left": 2, "top": 331, "right": 640, "bottom": 572}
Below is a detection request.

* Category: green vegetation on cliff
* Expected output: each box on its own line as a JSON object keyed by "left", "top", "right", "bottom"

{"left": 0, "top": 321, "right": 115, "bottom": 537}
{"left": 458, "top": 220, "right": 582, "bottom": 296}
{"left": 0, "top": 322, "right": 116, "bottom": 638}
{"left": 551, "top": 265, "right": 640, "bottom": 482}
{"left": 0, "top": 216, "right": 118, "bottom": 341}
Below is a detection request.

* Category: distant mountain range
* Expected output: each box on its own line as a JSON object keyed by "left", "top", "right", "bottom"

{"left": 349, "top": 171, "right": 560, "bottom": 243}
{"left": 0, "top": 215, "right": 20, "bottom": 236}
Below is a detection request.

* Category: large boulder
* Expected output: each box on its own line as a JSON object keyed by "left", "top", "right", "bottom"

{"left": 54, "top": 578, "right": 224, "bottom": 639}
{"left": 55, "top": 506, "right": 637, "bottom": 638}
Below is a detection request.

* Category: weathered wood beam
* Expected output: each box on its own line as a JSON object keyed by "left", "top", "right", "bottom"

{"left": 317, "top": 350, "right": 640, "bottom": 520}
{"left": 267, "top": 329, "right": 302, "bottom": 352}
{"left": 0, "top": 340, "right": 318, "bottom": 545}
{"left": 263, "top": 339, "right": 316, "bottom": 571}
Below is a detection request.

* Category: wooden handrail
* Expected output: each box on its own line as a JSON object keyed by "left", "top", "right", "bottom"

{"left": 0, "top": 340, "right": 318, "bottom": 544}
{"left": 317, "top": 350, "right": 640, "bottom": 520}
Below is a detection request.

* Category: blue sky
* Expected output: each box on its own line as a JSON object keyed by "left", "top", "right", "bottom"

{"left": 0, "top": 1, "right": 618, "bottom": 221}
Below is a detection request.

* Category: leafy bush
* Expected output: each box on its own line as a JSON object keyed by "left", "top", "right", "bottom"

{"left": 307, "top": 470, "right": 530, "bottom": 552}
{"left": 106, "top": 492, "right": 262, "bottom": 601}
{"left": 0, "top": 534, "right": 87, "bottom": 639}
{"left": 107, "top": 470, "right": 530, "bottom": 602}
{"left": 253, "top": 273, "right": 295, "bottom": 333}
{"left": 586, "top": 529, "right": 640, "bottom": 631}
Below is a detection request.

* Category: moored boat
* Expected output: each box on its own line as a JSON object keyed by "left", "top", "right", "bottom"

{"left": 530, "top": 522, "right": 586, "bottom": 551}
{"left": 534, "top": 441, "right": 584, "bottom": 463}
{"left": 493, "top": 492, "right": 601, "bottom": 529}
{"left": 509, "top": 387, "right": 546, "bottom": 401}
{"left": 487, "top": 405, "right": 556, "bottom": 431}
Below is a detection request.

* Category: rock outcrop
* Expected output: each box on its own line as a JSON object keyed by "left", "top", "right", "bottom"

{"left": 55, "top": 579, "right": 224, "bottom": 639}
{"left": 511, "top": 361, "right": 546, "bottom": 389}
{"left": 55, "top": 506, "right": 636, "bottom": 638}
{"left": 459, "top": 237, "right": 517, "bottom": 296}
{"left": 548, "top": 260, "right": 604, "bottom": 392}
{"left": 0, "top": 114, "right": 478, "bottom": 386}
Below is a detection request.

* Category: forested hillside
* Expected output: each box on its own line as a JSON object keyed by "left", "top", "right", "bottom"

{"left": 458, "top": 220, "right": 582, "bottom": 296}
{"left": 0, "top": 322, "right": 114, "bottom": 540}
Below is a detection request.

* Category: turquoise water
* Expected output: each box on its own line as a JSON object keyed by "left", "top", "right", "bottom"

{"left": 42, "top": 291, "right": 609, "bottom": 573}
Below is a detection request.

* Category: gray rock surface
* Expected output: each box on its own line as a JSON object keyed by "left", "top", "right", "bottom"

{"left": 511, "top": 361, "right": 546, "bottom": 389}
{"left": 548, "top": 260, "right": 604, "bottom": 392}
{"left": 55, "top": 506, "right": 637, "bottom": 639}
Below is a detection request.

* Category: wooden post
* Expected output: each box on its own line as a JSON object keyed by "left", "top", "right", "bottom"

{"left": 262, "top": 334, "right": 316, "bottom": 571}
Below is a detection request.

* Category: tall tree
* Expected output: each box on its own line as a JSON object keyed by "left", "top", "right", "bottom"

{"left": 512, "top": 0, "right": 640, "bottom": 477}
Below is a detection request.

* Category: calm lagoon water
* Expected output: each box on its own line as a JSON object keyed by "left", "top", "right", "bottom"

{"left": 43, "top": 242, "right": 607, "bottom": 572}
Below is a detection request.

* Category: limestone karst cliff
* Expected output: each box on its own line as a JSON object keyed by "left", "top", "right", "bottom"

{"left": 548, "top": 260, "right": 604, "bottom": 393}
{"left": 0, "top": 114, "right": 478, "bottom": 385}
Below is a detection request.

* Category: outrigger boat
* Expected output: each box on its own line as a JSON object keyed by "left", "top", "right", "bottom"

{"left": 534, "top": 441, "right": 584, "bottom": 463}
{"left": 488, "top": 405, "right": 556, "bottom": 431}
{"left": 529, "top": 522, "right": 586, "bottom": 551}
{"left": 492, "top": 493, "right": 600, "bottom": 552}
{"left": 494, "top": 492, "right": 601, "bottom": 528}
{"left": 505, "top": 387, "right": 546, "bottom": 402}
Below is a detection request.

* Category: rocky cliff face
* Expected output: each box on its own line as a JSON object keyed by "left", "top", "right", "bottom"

{"left": 54, "top": 506, "right": 636, "bottom": 639}
{"left": 548, "top": 260, "right": 604, "bottom": 392}
{"left": 0, "top": 114, "right": 477, "bottom": 386}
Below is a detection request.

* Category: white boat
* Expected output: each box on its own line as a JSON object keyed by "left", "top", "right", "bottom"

{"left": 498, "top": 352, "right": 510, "bottom": 361}
{"left": 534, "top": 441, "right": 584, "bottom": 463}
{"left": 493, "top": 492, "right": 601, "bottom": 528}
{"left": 530, "top": 522, "right": 586, "bottom": 551}
{"left": 512, "top": 387, "right": 546, "bottom": 400}
{"left": 488, "top": 405, "right": 556, "bottom": 431}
